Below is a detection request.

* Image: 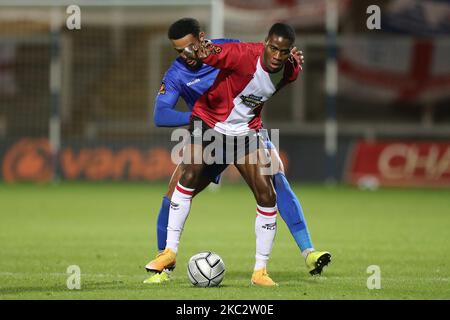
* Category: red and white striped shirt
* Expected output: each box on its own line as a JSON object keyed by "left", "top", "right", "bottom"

{"left": 191, "top": 42, "right": 300, "bottom": 136}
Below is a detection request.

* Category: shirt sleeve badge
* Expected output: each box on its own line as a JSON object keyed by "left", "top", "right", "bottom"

{"left": 158, "top": 82, "right": 166, "bottom": 95}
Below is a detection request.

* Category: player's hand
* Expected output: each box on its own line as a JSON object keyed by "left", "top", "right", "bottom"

{"left": 194, "top": 40, "right": 213, "bottom": 59}
{"left": 184, "top": 40, "right": 212, "bottom": 60}
{"left": 289, "top": 47, "right": 304, "bottom": 70}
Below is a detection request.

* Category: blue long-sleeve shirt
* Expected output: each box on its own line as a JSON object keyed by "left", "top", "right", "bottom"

{"left": 153, "top": 38, "right": 239, "bottom": 127}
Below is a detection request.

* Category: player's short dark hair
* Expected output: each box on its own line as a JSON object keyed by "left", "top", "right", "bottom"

{"left": 267, "top": 23, "right": 296, "bottom": 44}
{"left": 168, "top": 18, "right": 201, "bottom": 40}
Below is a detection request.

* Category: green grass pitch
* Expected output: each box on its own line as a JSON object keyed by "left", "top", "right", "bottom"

{"left": 0, "top": 182, "right": 449, "bottom": 300}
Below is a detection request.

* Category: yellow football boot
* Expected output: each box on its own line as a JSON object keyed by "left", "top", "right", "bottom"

{"left": 143, "top": 270, "right": 171, "bottom": 284}
{"left": 145, "top": 248, "right": 176, "bottom": 273}
{"left": 305, "top": 251, "right": 331, "bottom": 275}
{"left": 251, "top": 268, "right": 278, "bottom": 287}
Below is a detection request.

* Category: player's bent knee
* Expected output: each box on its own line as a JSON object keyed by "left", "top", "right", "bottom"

{"left": 179, "top": 166, "right": 202, "bottom": 188}
{"left": 256, "top": 189, "right": 277, "bottom": 207}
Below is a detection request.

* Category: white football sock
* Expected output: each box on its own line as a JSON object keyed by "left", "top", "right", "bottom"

{"left": 166, "top": 182, "right": 194, "bottom": 253}
{"left": 254, "top": 205, "right": 277, "bottom": 271}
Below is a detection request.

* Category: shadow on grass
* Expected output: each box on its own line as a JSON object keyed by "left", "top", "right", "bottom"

{"left": 0, "top": 280, "right": 153, "bottom": 296}
{"left": 0, "top": 271, "right": 335, "bottom": 297}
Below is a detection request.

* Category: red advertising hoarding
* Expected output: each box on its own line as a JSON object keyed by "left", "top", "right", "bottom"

{"left": 347, "top": 141, "right": 450, "bottom": 187}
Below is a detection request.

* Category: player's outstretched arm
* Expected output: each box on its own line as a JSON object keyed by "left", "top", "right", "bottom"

{"left": 153, "top": 79, "right": 191, "bottom": 127}
{"left": 184, "top": 41, "right": 244, "bottom": 71}
{"left": 154, "top": 100, "right": 191, "bottom": 127}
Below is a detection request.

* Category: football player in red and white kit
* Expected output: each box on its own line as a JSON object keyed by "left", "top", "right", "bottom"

{"left": 147, "top": 23, "right": 308, "bottom": 286}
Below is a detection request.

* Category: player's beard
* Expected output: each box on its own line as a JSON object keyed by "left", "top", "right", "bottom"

{"left": 184, "top": 58, "right": 202, "bottom": 71}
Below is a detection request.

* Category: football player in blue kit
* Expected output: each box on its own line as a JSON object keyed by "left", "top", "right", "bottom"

{"left": 144, "top": 18, "right": 331, "bottom": 284}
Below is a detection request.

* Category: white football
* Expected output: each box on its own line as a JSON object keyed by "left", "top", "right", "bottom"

{"left": 187, "top": 251, "right": 225, "bottom": 287}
